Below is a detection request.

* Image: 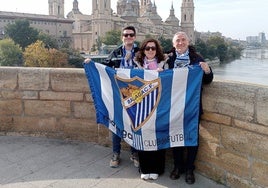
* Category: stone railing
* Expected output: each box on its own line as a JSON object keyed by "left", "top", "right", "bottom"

{"left": 0, "top": 67, "right": 267, "bottom": 188}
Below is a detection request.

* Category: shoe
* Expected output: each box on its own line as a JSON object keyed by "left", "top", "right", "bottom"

{"left": 170, "top": 168, "right": 180, "bottom": 180}
{"left": 149, "top": 173, "right": 159, "bottom": 180}
{"left": 141, "top": 173, "right": 150, "bottom": 180}
{"left": 110, "top": 153, "right": 120, "bottom": 168}
{"left": 185, "top": 169, "right": 195, "bottom": 184}
{"left": 130, "top": 153, "right": 139, "bottom": 168}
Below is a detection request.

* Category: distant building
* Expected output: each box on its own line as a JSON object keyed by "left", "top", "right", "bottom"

{"left": 196, "top": 31, "right": 223, "bottom": 42}
{"left": 0, "top": 0, "right": 195, "bottom": 53}
{"left": 0, "top": 8, "right": 73, "bottom": 47}
{"left": 67, "top": 0, "right": 195, "bottom": 52}
{"left": 246, "top": 32, "right": 266, "bottom": 45}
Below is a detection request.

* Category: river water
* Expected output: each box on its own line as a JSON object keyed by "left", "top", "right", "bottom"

{"left": 210, "top": 48, "right": 268, "bottom": 86}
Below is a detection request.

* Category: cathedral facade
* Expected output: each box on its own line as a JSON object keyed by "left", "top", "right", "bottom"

{"left": 0, "top": 0, "right": 195, "bottom": 53}
{"left": 66, "top": 0, "right": 195, "bottom": 53}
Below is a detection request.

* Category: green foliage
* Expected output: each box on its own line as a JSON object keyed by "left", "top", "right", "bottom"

{"left": 5, "top": 19, "right": 39, "bottom": 50}
{"left": 0, "top": 38, "right": 23, "bottom": 66}
{"left": 158, "top": 36, "right": 173, "bottom": 53}
{"left": 194, "top": 36, "right": 243, "bottom": 62}
{"left": 61, "top": 48, "right": 84, "bottom": 68}
{"left": 145, "top": 34, "right": 153, "bottom": 39}
{"left": 38, "top": 32, "right": 58, "bottom": 49}
{"left": 102, "top": 30, "right": 121, "bottom": 45}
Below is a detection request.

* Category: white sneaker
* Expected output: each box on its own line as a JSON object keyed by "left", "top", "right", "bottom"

{"left": 149, "top": 173, "right": 159, "bottom": 180}
{"left": 141, "top": 174, "right": 150, "bottom": 180}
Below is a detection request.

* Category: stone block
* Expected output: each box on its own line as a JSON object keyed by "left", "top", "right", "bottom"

{"left": 13, "top": 116, "right": 57, "bottom": 132}
{"left": 0, "top": 91, "right": 38, "bottom": 100}
{"left": 204, "top": 82, "right": 256, "bottom": 121}
{"left": 234, "top": 119, "right": 268, "bottom": 136}
{"left": 18, "top": 68, "right": 50, "bottom": 90}
{"left": 200, "top": 121, "right": 220, "bottom": 144}
{"left": 0, "top": 100, "right": 22, "bottom": 115}
{"left": 24, "top": 100, "right": 71, "bottom": 117}
{"left": 60, "top": 118, "right": 98, "bottom": 143}
{"left": 226, "top": 173, "right": 256, "bottom": 188}
{"left": 252, "top": 159, "right": 268, "bottom": 187}
{"left": 196, "top": 162, "right": 225, "bottom": 185}
{"left": 73, "top": 102, "right": 96, "bottom": 119}
{"left": 0, "top": 67, "right": 18, "bottom": 90}
{"left": 40, "top": 91, "right": 83, "bottom": 101}
{"left": 50, "top": 69, "right": 89, "bottom": 92}
{"left": 216, "top": 148, "right": 250, "bottom": 178}
{"left": 0, "top": 116, "right": 14, "bottom": 131}
{"left": 222, "top": 126, "right": 268, "bottom": 161}
{"left": 256, "top": 87, "right": 268, "bottom": 126}
{"left": 201, "top": 112, "right": 231, "bottom": 126}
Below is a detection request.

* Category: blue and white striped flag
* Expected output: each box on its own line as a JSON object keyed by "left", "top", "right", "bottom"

{"left": 84, "top": 62, "right": 203, "bottom": 151}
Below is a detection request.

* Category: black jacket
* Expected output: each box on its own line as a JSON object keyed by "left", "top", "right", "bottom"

{"left": 102, "top": 44, "right": 139, "bottom": 68}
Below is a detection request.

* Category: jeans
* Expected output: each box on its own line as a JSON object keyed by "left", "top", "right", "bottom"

{"left": 112, "top": 133, "right": 137, "bottom": 154}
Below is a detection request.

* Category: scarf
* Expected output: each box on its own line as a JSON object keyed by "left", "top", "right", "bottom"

{"left": 143, "top": 57, "right": 158, "bottom": 70}
{"left": 174, "top": 50, "right": 190, "bottom": 68}
{"left": 120, "top": 44, "right": 136, "bottom": 69}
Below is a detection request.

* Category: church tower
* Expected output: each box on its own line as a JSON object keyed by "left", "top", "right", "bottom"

{"left": 48, "top": 0, "right": 64, "bottom": 18}
{"left": 181, "top": 0, "right": 195, "bottom": 43}
{"left": 140, "top": 0, "right": 151, "bottom": 16}
{"left": 92, "top": 0, "right": 113, "bottom": 46}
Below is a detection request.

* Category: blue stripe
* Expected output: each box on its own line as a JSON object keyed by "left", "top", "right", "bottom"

{"left": 183, "top": 66, "right": 203, "bottom": 146}
{"left": 105, "top": 66, "right": 124, "bottom": 137}
{"left": 155, "top": 70, "right": 173, "bottom": 149}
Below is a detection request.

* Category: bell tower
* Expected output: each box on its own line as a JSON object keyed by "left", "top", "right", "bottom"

{"left": 181, "top": 0, "right": 195, "bottom": 43}
{"left": 48, "top": 0, "right": 65, "bottom": 18}
{"left": 92, "top": 0, "right": 113, "bottom": 48}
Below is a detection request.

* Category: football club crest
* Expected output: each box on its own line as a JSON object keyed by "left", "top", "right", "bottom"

{"left": 115, "top": 75, "right": 161, "bottom": 131}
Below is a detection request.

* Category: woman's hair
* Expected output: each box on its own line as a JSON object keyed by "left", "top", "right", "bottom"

{"left": 135, "top": 38, "right": 165, "bottom": 66}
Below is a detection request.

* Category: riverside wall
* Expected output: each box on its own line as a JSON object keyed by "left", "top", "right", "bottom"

{"left": 0, "top": 66, "right": 267, "bottom": 188}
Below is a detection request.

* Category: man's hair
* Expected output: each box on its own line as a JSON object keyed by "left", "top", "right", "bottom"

{"left": 122, "top": 26, "right": 136, "bottom": 35}
{"left": 172, "top": 31, "right": 190, "bottom": 43}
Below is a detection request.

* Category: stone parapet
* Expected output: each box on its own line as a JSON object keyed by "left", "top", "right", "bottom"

{"left": 0, "top": 67, "right": 267, "bottom": 188}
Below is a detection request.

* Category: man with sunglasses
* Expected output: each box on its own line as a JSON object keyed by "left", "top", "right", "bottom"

{"left": 103, "top": 26, "right": 140, "bottom": 168}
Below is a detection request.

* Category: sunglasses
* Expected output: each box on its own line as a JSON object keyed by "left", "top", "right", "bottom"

{"left": 144, "top": 46, "right": 156, "bottom": 51}
{"left": 122, "top": 33, "right": 135, "bottom": 37}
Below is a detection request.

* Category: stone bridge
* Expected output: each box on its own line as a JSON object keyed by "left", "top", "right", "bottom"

{"left": 0, "top": 67, "right": 267, "bottom": 188}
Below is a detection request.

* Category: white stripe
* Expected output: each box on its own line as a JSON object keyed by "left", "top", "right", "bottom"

{"left": 141, "top": 70, "right": 159, "bottom": 150}
{"left": 95, "top": 64, "right": 116, "bottom": 132}
{"left": 169, "top": 68, "right": 188, "bottom": 147}
{"left": 116, "top": 69, "right": 134, "bottom": 147}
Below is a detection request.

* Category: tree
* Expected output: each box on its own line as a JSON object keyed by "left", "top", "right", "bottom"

{"left": 5, "top": 19, "right": 39, "bottom": 50}
{"left": 0, "top": 38, "right": 23, "bottom": 66}
{"left": 23, "top": 40, "right": 68, "bottom": 67}
{"left": 158, "top": 35, "right": 173, "bottom": 53}
{"left": 38, "top": 32, "right": 58, "bottom": 49}
{"left": 195, "top": 38, "right": 208, "bottom": 58}
{"left": 102, "top": 30, "right": 121, "bottom": 45}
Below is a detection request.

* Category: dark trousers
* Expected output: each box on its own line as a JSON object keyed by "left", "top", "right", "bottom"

{"left": 138, "top": 149, "right": 166, "bottom": 175}
{"left": 172, "top": 146, "right": 198, "bottom": 172}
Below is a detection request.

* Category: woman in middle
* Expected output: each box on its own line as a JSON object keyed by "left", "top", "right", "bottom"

{"left": 134, "top": 38, "right": 168, "bottom": 180}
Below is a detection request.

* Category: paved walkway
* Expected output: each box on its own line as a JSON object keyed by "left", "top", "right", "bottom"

{"left": 0, "top": 135, "right": 226, "bottom": 188}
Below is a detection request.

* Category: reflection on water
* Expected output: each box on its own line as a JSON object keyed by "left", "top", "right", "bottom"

{"left": 210, "top": 48, "right": 268, "bottom": 86}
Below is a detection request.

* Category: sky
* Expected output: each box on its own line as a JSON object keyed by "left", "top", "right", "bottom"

{"left": 1, "top": 0, "right": 267, "bottom": 40}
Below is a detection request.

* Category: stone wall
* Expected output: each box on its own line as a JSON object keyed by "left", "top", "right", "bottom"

{"left": 0, "top": 67, "right": 267, "bottom": 188}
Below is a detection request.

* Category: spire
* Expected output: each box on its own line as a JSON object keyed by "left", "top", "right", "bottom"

{"left": 121, "top": 0, "right": 138, "bottom": 21}
{"left": 165, "top": 1, "right": 179, "bottom": 26}
{"left": 72, "top": 0, "right": 82, "bottom": 14}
